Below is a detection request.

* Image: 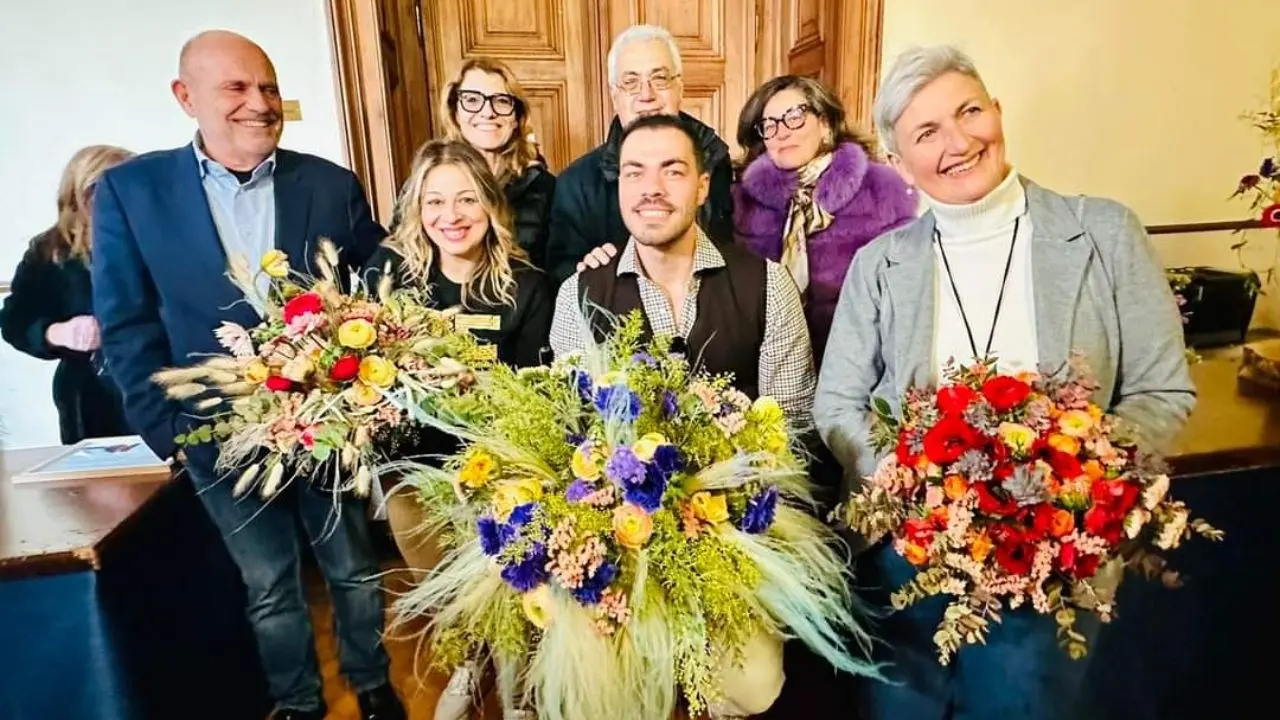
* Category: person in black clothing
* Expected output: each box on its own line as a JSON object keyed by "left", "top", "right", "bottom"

{"left": 437, "top": 56, "right": 556, "bottom": 271}
{"left": 365, "top": 138, "right": 552, "bottom": 720}
{"left": 1, "top": 144, "right": 134, "bottom": 445}
{"left": 545, "top": 24, "right": 735, "bottom": 282}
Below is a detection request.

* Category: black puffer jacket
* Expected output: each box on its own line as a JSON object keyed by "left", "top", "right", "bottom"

{"left": 505, "top": 163, "right": 555, "bottom": 271}
{"left": 545, "top": 112, "right": 735, "bottom": 282}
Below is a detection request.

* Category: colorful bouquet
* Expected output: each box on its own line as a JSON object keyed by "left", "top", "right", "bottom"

{"left": 153, "top": 243, "right": 493, "bottom": 498}
{"left": 840, "top": 356, "right": 1222, "bottom": 665}
{"left": 396, "top": 313, "right": 876, "bottom": 720}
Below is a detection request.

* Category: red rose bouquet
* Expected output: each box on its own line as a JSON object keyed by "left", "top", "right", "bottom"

{"left": 840, "top": 357, "right": 1222, "bottom": 664}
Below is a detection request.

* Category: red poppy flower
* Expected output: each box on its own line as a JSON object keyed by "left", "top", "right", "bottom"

{"left": 975, "top": 482, "right": 1019, "bottom": 517}
{"left": 981, "top": 375, "right": 1031, "bottom": 412}
{"left": 329, "top": 355, "right": 360, "bottom": 382}
{"left": 264, "top": 375, "right": 293, "bottom": 392}
{"left": 896, "top": 433, "right": 920, "bottom": 467}
{"left": 936, "top": 384, "right": 976, "bottom": 416}
{"left": 922, "top": 415, "right": 980, "bottom": 464}
{"left": 995, "top": 536, "right": 1034, "bottom": 576}
{"left": 282, "top": 292, "right": 324, "bottom": 324}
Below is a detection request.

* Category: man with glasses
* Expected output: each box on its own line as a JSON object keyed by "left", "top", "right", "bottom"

{"left": 545, "top": 24, "right": 735, "bottom": 282}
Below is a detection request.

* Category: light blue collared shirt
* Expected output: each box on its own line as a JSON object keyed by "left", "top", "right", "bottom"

{"left": 192, "top": 136, "right": 276, "bottom": 294}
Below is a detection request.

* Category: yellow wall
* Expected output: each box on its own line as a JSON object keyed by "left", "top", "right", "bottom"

{"left": 882, "top": 0, "right": 1280, "bottom": 327}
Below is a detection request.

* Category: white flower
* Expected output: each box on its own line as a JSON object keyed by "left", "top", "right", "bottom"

{"left": 214, "top": 321, "right": 255, "bottom": 357}
{"left": 1155, "top": 507, "right": 1190, "bottom": 550}
{"left": 1142, "top": 474, "right": 1170, "bottom": 510}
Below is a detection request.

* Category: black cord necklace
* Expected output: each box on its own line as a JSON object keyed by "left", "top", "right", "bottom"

{"left": 932, "top": 217, "right": 1020, "bottom": 360}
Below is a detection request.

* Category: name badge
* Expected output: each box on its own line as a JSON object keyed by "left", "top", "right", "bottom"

{"left": 454, "top": 313, "right": 501, "bottom": 332}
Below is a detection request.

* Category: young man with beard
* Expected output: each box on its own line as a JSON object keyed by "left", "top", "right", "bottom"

{"left": 549, "top": 114, "right": 815, "bottom": 430}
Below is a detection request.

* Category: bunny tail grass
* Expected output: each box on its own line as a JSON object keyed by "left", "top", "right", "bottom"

{"left": 527, "top": 588, "right": 674, "bottom": 720}
{"left": 391, "top": 542, "right": 496, "bottom": 630}
{"left": 728, "top": 507, "right": 884, "bottom": 680}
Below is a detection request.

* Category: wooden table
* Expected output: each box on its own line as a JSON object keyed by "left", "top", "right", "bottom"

{"left": 1170, "top": 346, "right": 1280, "bottom": 477}
{"left": 0, "top": 448, "right": 268, "bottom": 720}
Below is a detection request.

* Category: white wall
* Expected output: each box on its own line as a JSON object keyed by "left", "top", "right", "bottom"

{"left": 0, "top": 0, "right": 347, "bottom": 449}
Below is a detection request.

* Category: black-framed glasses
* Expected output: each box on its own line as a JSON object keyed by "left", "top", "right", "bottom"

{"left": 756, "top": 103, "right": 812, "bottom": 140}
{"left": 455, "top": 89, "right": 520, "bottom": 117}
{"left": 615, "top": 71, "right": 680, "bottom": 95}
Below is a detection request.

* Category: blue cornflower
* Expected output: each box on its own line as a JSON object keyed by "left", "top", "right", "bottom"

{"left": 477, "top": 515, "right": 502, "bottom": 555}
{"left": 508, "top": 503, "right": 536, "bottom": 528}
{"left": 571, "top": 560, "right": 618, "bottom": 605}
{"left": 572, "top": 369, "right": 592, "bottom": 401}
{"left": 594, "top": 385, "right": 642, "bottom": 422}
{"left": 565, "top": 432, "right": 586, "bottom": 447}
{"left": 606, "top": 446, "right": 646, "bottom": 486}
{"left": 500, "top": 543, "right": 548, "bottom": 592}
{"left": 739, "top": 486, "right": 780, "bottom": 535}
{"left": 624, "top": 465, "right": 667, "bottom": 513}
{"left": 651, "top": 444, "right": 684, "bottom": 479}
{"left": 661, "top": 390, "right": 678, "bottom": 418}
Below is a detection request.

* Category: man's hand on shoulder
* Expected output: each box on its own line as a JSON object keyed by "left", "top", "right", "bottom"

{"left": 576, "top": 243, "right": 618, "bottom": 273}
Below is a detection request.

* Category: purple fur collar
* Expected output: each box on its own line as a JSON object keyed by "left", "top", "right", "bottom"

{"left": 739, "top": 142, "right": 872, "bottom": 213}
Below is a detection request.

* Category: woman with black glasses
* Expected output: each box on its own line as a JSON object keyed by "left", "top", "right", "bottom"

{"left": 439, "top": 58, "right": 556, "bottom": 270}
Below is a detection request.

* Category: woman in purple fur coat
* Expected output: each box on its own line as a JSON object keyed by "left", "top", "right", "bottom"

{"left": 734, "top": 76, "right": 917, "bottom": 367}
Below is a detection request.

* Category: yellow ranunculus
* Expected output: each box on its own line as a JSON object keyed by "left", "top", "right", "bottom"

{"left": 998, "top": 422, "right": 1037, "bottom": 454}
{"left": 281, "top": 354, "right": 313, "bottom": 382}
{"left": 1057, "top": 410, "right": 1095, "bottom": 438}
{"left": 492, "top": 478, "right": 544, "bottom": 521}
{"left": 347, "top": 381, "right": 382, "bottom": 406}
{"left": 691, "top": 491, "right": 729, "bottom": 524}
{"left": 571, "top": 444, "right": 602, "bottom": 482}
{"left": 522, "top": 584, "right": 555, "bottom": 629}
{"left": 459, "top": 451, "right": 495, "bottom": 489}
{"left": 358, "top": 355, "right": 397, "bottom": 388}
{"left": 244, "top": 358, "right": 270, "bottom": 384}
{"left": 631, "top": 432, "right": 667, "bottom": 462}
{"left": 749, "top": 396, "right": 784, "bottom": 424}
{"left": 515, "top": 476, "right": 543, "bottom": 502}
{"left": 1046, "top": 433, "right": 1081, "bottom": 456}
{"left": 338, "top": 318, "right": 378, "bottom": 349}
{"left": 612, "top": 503, "right": 654, "bottom": 549}
{"left": 261, "top": 250, "right": 290, "bottom": 278}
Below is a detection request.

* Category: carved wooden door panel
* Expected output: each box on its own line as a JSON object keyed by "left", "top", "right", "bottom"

{"left": 423, "top": 0, "right": 606, "bottom": 173}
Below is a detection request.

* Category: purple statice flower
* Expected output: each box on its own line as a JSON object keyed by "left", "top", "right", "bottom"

{"left": 739, "top": 485, "right": 779, "bottom": 534}
{"left": 631, "top": 352, "right": 657, "bottom": 367}
{"left": 1261, "top": 157, "right": 1276, "bottom": 178}
{"left": 651, "top": 444, "right": 684, "bottom": 479}
{"left": 477, "top": 515, "right": 502, "bottom": 556}
{"left": 606, "top": 446, "right": 646, "bottom": 486}
{"left": 571, "top": 560, "right": 618, "bottom": 605}
{"left": 624, "top": 465, "right": 667, "bottom": 513}
{"left": 500, "top": 543, "right": 548, "bottom": 592}
{"left": 594, "top": 385, "right": 642, "bottom": 421}
{"left": 565, "top": 479, "right": 594, "bottom": 502}
{"left": 661, "top": 390, "right": 678, "bottom": 418}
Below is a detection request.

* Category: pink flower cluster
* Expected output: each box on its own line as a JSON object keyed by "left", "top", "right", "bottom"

{"left": 593, "top": 588, "right": 632, "bottom": 635}
{"left": 546, "top": 517, "right": 607, "bottom": 591}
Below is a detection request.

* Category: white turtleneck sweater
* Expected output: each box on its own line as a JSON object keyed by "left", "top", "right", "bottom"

{"left": 923, "top": 170, "right": 1039, "bottom": 377}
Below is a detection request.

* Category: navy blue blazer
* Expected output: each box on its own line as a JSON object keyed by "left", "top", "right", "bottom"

{"left": 91, "top": 144, "right": 386, "bottom": 468}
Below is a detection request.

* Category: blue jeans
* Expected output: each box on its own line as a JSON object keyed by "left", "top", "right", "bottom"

{"left": 188, "top": 464, "right": 390, "bottom": 711}
{"left": 861, "top": 544, "right": 1101, "bottom": 720}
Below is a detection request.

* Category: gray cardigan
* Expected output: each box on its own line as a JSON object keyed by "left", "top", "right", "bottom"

{"left": 814, "top": 178, "right": 1195, "bottom": 488}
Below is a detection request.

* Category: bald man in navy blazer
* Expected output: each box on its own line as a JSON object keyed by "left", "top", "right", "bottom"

{"left": 92, "top": 30, "right": 404, "bottom": 720}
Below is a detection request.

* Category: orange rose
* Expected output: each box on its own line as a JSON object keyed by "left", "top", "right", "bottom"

{"left": 1049, "top": 509, "right": 1075, "bottom": 537}
{"left": 903, "top": 543, "right": 929, "bottom": 566}
{"left": 1082, "top": 459, "right": 1105, "bottom": 480}
{"left": 943, "top": 474, "right": 969, "bottom": 500}
{"left": 970, "top": 533, "right": 994, "bottom": 563}
{"left": 929, "top": 506, "right": 949, "bottom": 527}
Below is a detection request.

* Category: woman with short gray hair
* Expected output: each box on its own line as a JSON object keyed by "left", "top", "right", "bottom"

{"left": 814, "top": 45, "right": 1195, "bottom": 719}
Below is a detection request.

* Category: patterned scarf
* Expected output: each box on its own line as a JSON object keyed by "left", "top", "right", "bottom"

{"left": 779, "top": 151, "right": 834, "bottom": 294}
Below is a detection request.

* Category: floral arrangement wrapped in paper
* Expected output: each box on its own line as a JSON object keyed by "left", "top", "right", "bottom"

{"left": 153, "top": 243, "right": 493, "bottom": 499}
{"left": 840, "top": 356, "right": 1223, "bottom": 665}
{"left": 396, "top": 312, "right": 877, "bottom": 720}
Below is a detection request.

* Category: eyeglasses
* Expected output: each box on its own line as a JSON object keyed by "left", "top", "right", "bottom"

{"left": 615, "top": 72, "right": 680, "bottom": 95}
{"left": 756, "top": 103, "right": 812, "bottom": 140}
{"left": 456, "top": 90, "right": 520, "bottom": 117}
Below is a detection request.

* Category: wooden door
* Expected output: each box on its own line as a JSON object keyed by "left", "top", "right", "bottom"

{"left": 422, "top": 0, "right": 607, "bottom": 173}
